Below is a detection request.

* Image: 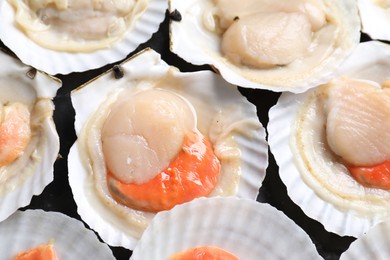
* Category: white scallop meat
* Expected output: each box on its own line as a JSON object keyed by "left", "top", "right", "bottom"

{"left": 169, "top": 0, "right": 360, "bottom": 92}
{"left": 68, "top": 48, "right": 268, "bottom": 249}
{"left": 268, "top": 41, "right": 390, "bottom": 237}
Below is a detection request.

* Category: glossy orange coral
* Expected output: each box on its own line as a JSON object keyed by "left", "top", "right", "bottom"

{"left": 107, "top": 131, "right": 221, "bottom": 212}
{"left": 348, "top": 160, "right": 390, "bottom": 190}
{"left": 13, "top": 243, "right": 57, "bottom": 260}
{"left": 168, "top": 246, "right": 239, "bottom": 260}
{"left": 0, "top": 103, "right": 31, "bottom": 166}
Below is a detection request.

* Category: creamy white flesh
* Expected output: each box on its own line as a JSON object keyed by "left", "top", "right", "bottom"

{"left": 0, "top": 103, "right": 31, "bottom": 166}
{"left": 0, "top": 76, "right": 57, "bottom": 197}
{"left": 290, "top": 77, "right": 390, "bottom": 216}
{"left": 8, "top": 0, "right": 148, "bottom": 52}
{"left": 222, "top": 13, "right": 312, "bottom": 68}
{"left": 101, "top": 88, "right": 197, "bottom": 184}
{"left": 76, "top": 71, "right": 247, "bottom": 238}
{"left": 324, "top": 78, "right": 390, "bottom": 166}
{"left": 211, "top": 0, "right": 326, "bottom": 68}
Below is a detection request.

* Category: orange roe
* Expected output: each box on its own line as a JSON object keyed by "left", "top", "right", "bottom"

{"left": 348, "top": 160, "right": 390, "bottom": 190}
{"left": 107, "top": 131, "right": 221, "bottom": 212}
{"left": 0, "top": 104, "right": 31, "bottom": 166}
{"left": 168, "top": 246, "right": 239, "bottom": 260}
{"left": 13, "top": 243, "right": 57, "bottom": 260}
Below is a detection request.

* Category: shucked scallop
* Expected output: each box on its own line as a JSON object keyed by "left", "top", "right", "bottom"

{"left": 268, "top": 41, "right": 390, "bottom": 237}
{"left": 102, "top": 88, "right": 221, "bottom": 212}
{"left": 208, "top": 0, "right": 326, "bottom": 31}
{"left": 324, "top": 78, "right": 390, "bottom": 167}
{"left": 68, "top": 48, "right": 268, "bottom": 249}
{"left": 214, "top": 0, "right": 326, "bottom": 68}
{"left": 221, "top": 12, "right": 312, "bottom": 68}
{"left": 323, "top": 78, "right": 390, "bottom": 190}
{"left": 7, "top": 0, "right": 148, "bottom": 52}
{"left": 101, "top": 89, "right": 198, "bottom": 185}
{"left": 0, "top": 50, "right": 60, "bottom": 223}
{"left": 0, "top": 0, "right": 167, "bottom": 74}
{"left": 170, "top": 0, "right": 360, "bottom": 92}
{"left": 300, "top": 77, "right": 390, "bottom": 191}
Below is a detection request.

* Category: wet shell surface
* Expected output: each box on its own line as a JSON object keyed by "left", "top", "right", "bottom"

{"left": 358, "top": 0, "right": 390, "bottom": 41}
{"left": 340, "top": 219, "right": 390, "bottom": 259}
{"left": 0, "top": 0, "right": 167, "bottom": 75}
{"left": 268, "top": 41, "right": 390, "bottom": 237}
{"left": 0, "top": 50, "right": 60, "bottom": 223}
{"left": 169, "top": 0, "right": 360, "bottom": 93}
{"left": 68, "top": 48, "right": 268, "bottom": 249}
{"left": 131, "top": 197, "right": 321, "bottom": 260}
{"left": 0, "top": 209, "right": 115, "bottom": 259}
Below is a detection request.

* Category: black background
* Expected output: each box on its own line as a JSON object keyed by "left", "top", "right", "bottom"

{"left": 1, "top": 10, "right": 371, "bottom": 260}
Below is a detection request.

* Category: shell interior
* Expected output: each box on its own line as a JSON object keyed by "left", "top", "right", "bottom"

{"left": 0, "top": 50, "right": 60, "bottom": 223}
{"left": 0, "top": 209, "right": 115, "bottom": 259}
{"left": 131, "top": 197, "right": 321, "bottom": 260}
{"left": 0, "top": 0, "right": 168, "bottom": 75}
{"left": 268, "top": 41, "right": 390, "bottom": 237}
{"left": 68, "top": 48, "right": 268, "bottom": 249}
{"left": 169, "top": 0, "right": 361, "bottom": 92}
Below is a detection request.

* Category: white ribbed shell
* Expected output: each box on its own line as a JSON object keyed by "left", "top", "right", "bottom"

{"left": 268, "top": 41, "right": 390, "bottom": 237}
{"left": 131, "top": 197, "right": 321, "bottom": 260}
{"left": 68, "top": 48, "right": 268, "bottom": 250}
{"left": 0, "top": 0, "right": 167, "bottom": 74}
{"left": 169, "top": 0, "right": 360, "bottom": 93}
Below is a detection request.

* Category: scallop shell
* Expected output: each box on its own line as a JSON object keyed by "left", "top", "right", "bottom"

{"left": 357, "top": 0, "right": 390, "bottom": 41}
{"left": 68, "top": 48, "right": 268, "bottom": 249}
{"left": 131, "top": 197, "right": 321, "bottom": 260}
{"left": 0, "top": 0, "right": 167, "bottom": 75}
{"left": 0, "top": 209, "right": 115, "bottom": 259}
{"left": 340, "top": 219, "right": 390, "bottom": 259}
{"left": 0, "top": 50, "right": 60, "bottom": 223}
{"left": 268, "top": 41, "right": 390, "bottom": 237}
{"left": 169, "top": 0, "right": 360, "bottom": 93}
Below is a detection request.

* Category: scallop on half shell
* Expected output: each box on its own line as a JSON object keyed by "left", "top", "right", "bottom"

{"left": 268, "top": 41, "right": 390, "bottom": 237}
{"left": 0, "top": 210, "right": 115, "bottom": 259}
{"left": 358, "top": 0, "right": 390, "bottom": 41}
{"left": 0, "top": 0, "right": 167, "bottom": 75}
{"left": 131, "top": 197, "right": 321, "bottom": 260}
{"left": 0, "top": 50, "right": 60, "bottom": 223}
{"left": 169, "top": 0, "right": 360, "bottom": 93}
{"left": 68, "top": 48, "right": 268, "bottom": 250}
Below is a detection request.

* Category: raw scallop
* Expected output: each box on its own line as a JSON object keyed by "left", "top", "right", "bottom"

{"left": 7, "top": 0, "right": 148, "bottom": 52}
{"left": 268, "top": 41, "right": 390, "bottom": 237}
{"left": 68, "top": 48, "right": 268, "bottom": 249}
{"left": 0, "top": 0, "right": 167, "bottom": 74}
{"left": 0, "top": 50, "right": 60, "bottom": 223}
{"left": 324, "top": 78, "right": 390, "bottom": 167}
{"left": 101, "top": 88, "right": 197, "bottom": 184}
{"left": 170, "top": 0, "right": 360, "bottom": 92}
